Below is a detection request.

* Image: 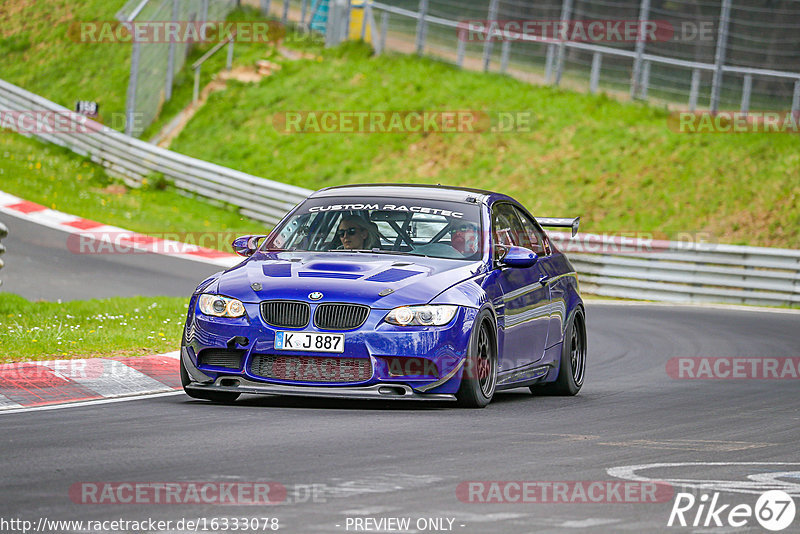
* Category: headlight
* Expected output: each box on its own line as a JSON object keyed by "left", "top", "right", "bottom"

{"left": 198, "top": 294, "right": 246, "bottom": 318}
{"left": 385, "top": 305, "right": 458, "bottom": 326}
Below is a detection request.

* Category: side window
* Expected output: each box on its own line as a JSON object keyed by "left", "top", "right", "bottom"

{"left": 492, "top": 203, "right": 528, "bottom": 259}
{"left": 513, "top": 206, "right": 551, "bottom": 256}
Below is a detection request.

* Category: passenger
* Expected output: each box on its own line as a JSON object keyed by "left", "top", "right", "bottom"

{"left": 450, "top": 221, "right": 479, "bottom": 255}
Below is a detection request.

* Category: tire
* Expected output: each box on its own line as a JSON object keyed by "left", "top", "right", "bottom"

{"left": 180, "top": 354, "right": 240, "bottom": 403}
{"left": 456, "top": 311, "right": 497, "bottom": 408}
{"left": 531, "top": 308, "right": 586, "bottom": 396}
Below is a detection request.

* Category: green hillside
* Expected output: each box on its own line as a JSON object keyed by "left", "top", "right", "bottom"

{"left": 163, "top": 41, "right": 799, "bottom": 248}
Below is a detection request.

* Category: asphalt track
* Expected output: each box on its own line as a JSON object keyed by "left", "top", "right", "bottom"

{"left": 0, "top": 212, "right": 221, "bottom": 301}
{"left": 2, "top": 214, "right": 799, "bottom": 533}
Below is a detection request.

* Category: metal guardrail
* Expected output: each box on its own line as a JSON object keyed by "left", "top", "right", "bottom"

{"left": 0, "top": 78, "right": 311, "bottom": 226}
{"left": 549, "top": 232, "right": 800, "bottom": 306}
{"left": 0, "top": 77, "right": 798, "bottom": 306}
{"left": 0, "top": 221, "right": 7, "bottom": 287}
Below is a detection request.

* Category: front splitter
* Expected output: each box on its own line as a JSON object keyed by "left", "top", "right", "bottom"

{"left": 182, "top": 347, "right": 457, "bottom": 402}
{"left": 186, "top": 378, "right": 456, "bottom": 401}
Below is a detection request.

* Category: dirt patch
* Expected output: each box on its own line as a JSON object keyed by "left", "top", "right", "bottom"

{"left": 99, "top": 184, "right": 128, "bottom": 195}
{"left": 152, "top": 64, "right": 274, "bottom": 148}
{"left": 219, "top": 65, "right": 269, "bottom": 83}
{"left": 278, "top": 46, "right": 320, "bottom": 61}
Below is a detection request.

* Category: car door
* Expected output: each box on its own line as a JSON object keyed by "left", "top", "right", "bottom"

{"left": 492, "top": 202, "right": 551, "bottom": 372}
{"left": 511, "top": 205, "right": 562, "bottom": 349}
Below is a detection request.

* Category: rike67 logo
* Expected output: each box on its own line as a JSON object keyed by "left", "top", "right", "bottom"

{"left": 668, "top": 490, "right": 796, "bottom": 531}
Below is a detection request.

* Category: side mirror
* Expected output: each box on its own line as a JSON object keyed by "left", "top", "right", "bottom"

{"left": 502, "top": 246, "right": 538, "bottom": 268}
{"left": 232, "top": 235, "right": 266, "bottom": 257}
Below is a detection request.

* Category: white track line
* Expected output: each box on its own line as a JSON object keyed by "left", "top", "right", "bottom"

{"left": 0, "top": 390, "right": 186, "bottom": 416}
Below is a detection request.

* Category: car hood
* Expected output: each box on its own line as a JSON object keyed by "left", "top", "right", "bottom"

{"left": 213, "top": 251, "right": 485, "bottom": 308}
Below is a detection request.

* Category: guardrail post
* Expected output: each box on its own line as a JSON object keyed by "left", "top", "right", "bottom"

{"left": 500, "top": 39, "right": 510, "bottom": 73}
{"left": 226, "top": 37, "right": 234, "bottom": 70}
{"left": 360, "top": 0, "right": 369, "bottom": 40}
{"left": 456, "top": 27, "right": 466, "bottom": 68}
{"left": 165, "top": 0, "right": 179, "bottom": 102}
{"left": 482, "top": 0, "right": 499, "bottom": 72}
{"left": 630, "top": 0, "right": 651, "bottom": 99}
{"left": 740, "top": 74, "right": 752, "bottom": 116}
{"left": 639, "top": 59, "right": 651, "bottom": 99}
{"left": 792, "top": 80, "right": 800, "bottom": 116}
{"left": 325, "top": 0, "right": 342, "bottom": 47}
{"left": 343, "top": 0, "right": 352, "bottom": 41}
{"left": 589, "top": 51, "right": 602, "bottom": 93}
{"left": 376, "top": 11, "right": 388, "bottom": 55}
{"left": 554, "top": 0, "right": 573, "bottom": 85}
{"left": 282, "top": 0, "right": 290, "bottom": 23}
{"left": 193, "top": 66, "right": 201, "bottom": 103}
{"left": 710, "top": 0, "right": 732, "bottom": 114}
{"left": 415, "top": 0, "right": 428, "bottom": 55}
{"left": 689, "top": 68, "right": 700, "bottom": 111}
{"left": 125, "top": 39, "right": 141, "bottom": 136}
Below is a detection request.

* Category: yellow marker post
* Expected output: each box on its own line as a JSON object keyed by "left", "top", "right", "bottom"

{"left": 349, "top": 0, "right": 372, "bottom": 42}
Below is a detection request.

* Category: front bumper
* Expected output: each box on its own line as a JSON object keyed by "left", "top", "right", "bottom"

{"left": 182, "top": 348, "right": 457, "bottom": 401}
{"left": 182, "top": 304, "right": 478, "bottom": 398}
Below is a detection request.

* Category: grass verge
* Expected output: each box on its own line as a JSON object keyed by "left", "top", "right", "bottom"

{"left": 0, "top": 0, "right": 131, "bottom": 126}
{"left": 0, "top": 293, "right": 187, "bottom": 363}
{"left": 0, "top": 134, "right": 268, "bottom": 247}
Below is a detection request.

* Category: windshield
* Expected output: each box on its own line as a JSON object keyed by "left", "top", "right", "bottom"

{"left": 264, "top": 196, "right": 483, "bottom": 260}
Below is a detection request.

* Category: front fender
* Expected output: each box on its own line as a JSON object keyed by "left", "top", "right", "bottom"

{"left": 429, "top": 275, "right": 488, "bottom": 308}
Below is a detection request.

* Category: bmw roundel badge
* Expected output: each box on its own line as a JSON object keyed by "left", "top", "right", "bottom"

{"left": 309, "top": 291, "right": 323, "bottom": 300}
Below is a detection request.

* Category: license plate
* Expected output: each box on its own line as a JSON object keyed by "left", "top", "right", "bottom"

{"left": 274, "top": 332, "right": 344, "bottom": 353}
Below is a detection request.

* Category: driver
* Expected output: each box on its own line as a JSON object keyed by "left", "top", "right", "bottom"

{"left": 450, "top": 221, "right": 479, "bottom": 255}
{"left": 337, "top": 215, "right": 379, "bottom": 250}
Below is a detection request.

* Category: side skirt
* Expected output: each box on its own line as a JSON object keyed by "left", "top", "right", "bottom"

{"left": 496, "top": 343, "right": 562, "bottom": 389}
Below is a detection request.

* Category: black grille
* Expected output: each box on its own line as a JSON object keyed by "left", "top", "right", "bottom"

{"left": 250, "top": 354, "right": 372, "bottom": 383}
{"left": 314, "top": 303, "right": 370, "bottom": 330}
{"left": 261, "top": 300, "right": 310, "bottom": 328}
{"left": 198, "top": 349, "right": 244, "bottom": 369}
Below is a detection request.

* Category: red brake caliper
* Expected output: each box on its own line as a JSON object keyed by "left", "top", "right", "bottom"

{"left": 478, "top": 356, "right": 489, "bottom": 380}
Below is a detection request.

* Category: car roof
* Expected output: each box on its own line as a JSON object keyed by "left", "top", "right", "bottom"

{"left": 312, "top": 183, "right": 501, "bottom": 203}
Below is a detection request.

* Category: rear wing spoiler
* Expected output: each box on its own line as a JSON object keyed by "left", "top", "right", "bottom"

{"left": 536, "top": 217, "right": 580, "bottom": 237}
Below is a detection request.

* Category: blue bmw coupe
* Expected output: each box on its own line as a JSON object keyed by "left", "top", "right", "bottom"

{"left": 180, "top": 184, "right": 585, "bottom": 407}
